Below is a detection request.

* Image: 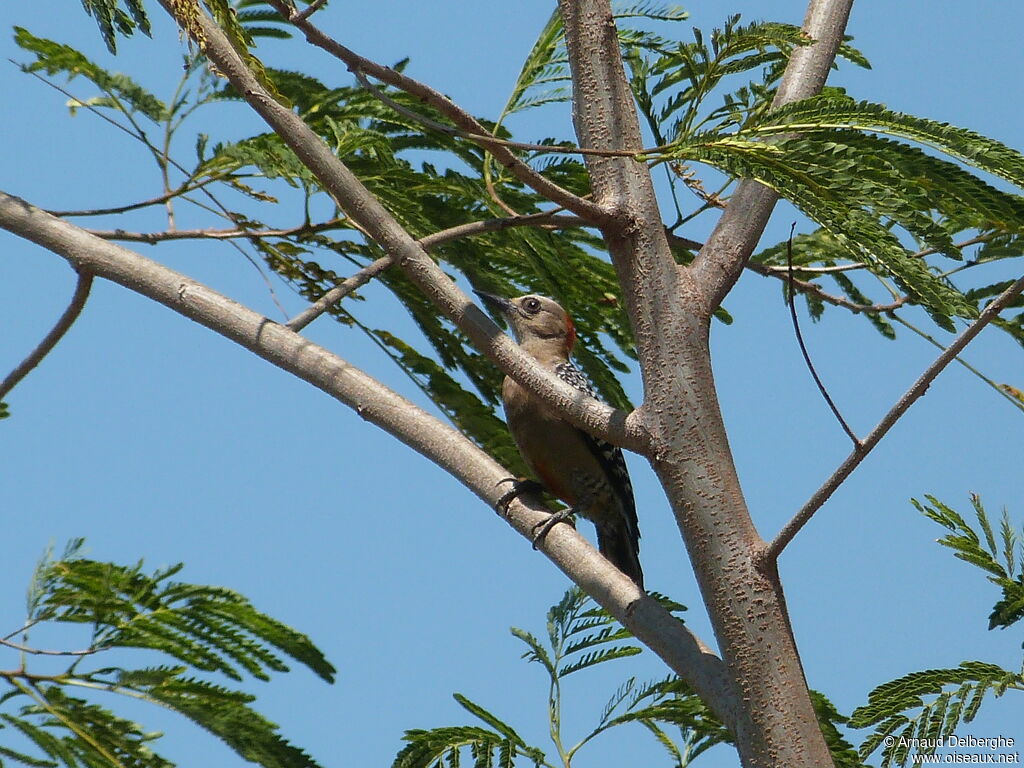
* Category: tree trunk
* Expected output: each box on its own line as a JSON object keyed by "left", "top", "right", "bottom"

{"left": 557, "top": 0, "right": 854, "bottom": 764}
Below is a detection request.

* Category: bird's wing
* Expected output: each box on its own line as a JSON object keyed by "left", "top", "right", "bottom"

{"left": 553, "top": 362, "right": 641, "bottom": 546}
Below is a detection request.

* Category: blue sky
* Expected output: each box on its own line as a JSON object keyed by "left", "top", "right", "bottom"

{"left": 1, "top": 2, "right": 1022, "bottom": 766}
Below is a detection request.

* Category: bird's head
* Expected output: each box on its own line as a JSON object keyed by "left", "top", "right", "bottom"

{"left": 474, "top": 291, "right": 576, "bottom": 357}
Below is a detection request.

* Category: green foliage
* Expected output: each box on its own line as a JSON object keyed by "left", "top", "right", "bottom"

{"left": 78, "top": 0, "right": 151, "bottom": 53}
{"left": 755, "top": 96, "right": 1024, "bottom": 190}
{"left": 912, "top": 495, "right": 1024, "bottom": 630}
{"left": 0, "top": 401, "right": 9, "bottom": 420}
{"left": 14, "top": 27, "right": 166, "bottom": 121}
{"left": 851, "top": 663, "right": 1023, "bottom": 767}
{"left": 71, "top": 0, "right": 322, "bottom": 52}
{"left": 1, "top": 541, "right": 334, "bottom": 768}
{"left": 736, "top": 94, "right": 1024, "bottom": 338}
{"left": 393, "top": 588, "right": 866, "bottom": 768}
{"left": 392, "top": 587, "right": 734, "bottom": 768}
{"left": 810, "top": 692, "right": 870, "bottom": 768}
{"left": 660, "top": 92, "right": 1024, "bottom": 331}
{"left": 498, "top": 3, "right": 689, "bottom": 124}
{"left": 850, "top": 497, "right": 1024, "bottom": 766}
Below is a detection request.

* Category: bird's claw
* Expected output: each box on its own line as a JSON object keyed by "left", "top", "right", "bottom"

{"left": 531, "top": 509, "right": 576, "bottom": 550}
{"left": 495, "top": 478, "right": 545, "bottom": 516}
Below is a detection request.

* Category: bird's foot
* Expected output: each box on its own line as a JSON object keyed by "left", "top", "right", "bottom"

{"left": 531, "top": 508, "right": 576, "bottom": 550}
{"left": 495, "top": 478, "right": 545, "bottom": 517}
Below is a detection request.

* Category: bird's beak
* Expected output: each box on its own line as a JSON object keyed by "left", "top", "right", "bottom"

{"left": 473, "top": 290, "right": 513, "bottom": 317}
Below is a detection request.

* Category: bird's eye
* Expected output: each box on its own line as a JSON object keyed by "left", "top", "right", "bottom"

{"left": 522, "top": 297, "right": 541, "bottom": 314}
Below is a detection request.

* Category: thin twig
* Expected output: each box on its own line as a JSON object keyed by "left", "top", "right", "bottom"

{"left": 19, "top": 61, "right": 289, "bottom": 317}
{"left": 746, "top": 258, "right": 910, "bottom": 313}
{"left": 0, "top": 637, "right": 102, "bottom": 657}
{"left": 0, "top": 270, "right": 93, "bottom": 401}
{"left": 86, "top": 217, "right": 347, "bottom": 243}
{"left": 352, "top": 69, "right": 639, "bottom": 158}
{"left": 891, "top": 314, "right": 1024, "bottom": 413}
{"left": 286, "top": 256, "right": 393, "bottom": 331}
{"left": 785, "top": 226, "right": 860, "bottom": 444}
{"left": 48, "top": 177, "right": 223, "bottom": 217}
{"left": 1, "top": 620, "right": 42, "bottom": 643}
{"left": 758, "top": 234, "right": 997, "bottom": 276}
{"left": 759, "top": 272, "right": 1024, "bottom": 566}
{"left": 13, "top": 61, "right": 148, "bottom": 148}
{"left": 664, "top": 230, "right": 706, "bottom": 254}
{"left": 294, "top": 0, "right": 328, "bottom": 21}
{"left": 89, "top": 210, "right": 587, "bottom": 247}
{"left": 419, "top": 211, "right": 588, "bottom": 249}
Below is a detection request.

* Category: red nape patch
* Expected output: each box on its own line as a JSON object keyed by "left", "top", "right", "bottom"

{"left": 564, "top": 315, "right": 576, "bottom": 353}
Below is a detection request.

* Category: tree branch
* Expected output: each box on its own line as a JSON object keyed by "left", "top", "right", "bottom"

{"left": 0, "top": 189, "right": 735, "bottom": 729}
{"left": 48, "top": 177, "right": 223, "bottom": 217}
{"left": 286, "top": 255, "right": 393, "bottom": 332}
{"left": 90, "top": 212, "right": 587, "bottom": 248}
{"left": 0, "top": 268, "right": 93, "bottom": 402}
{"left": 755, "top": 234, "right": 996, "bottom": 276}
{"left": 85, "top": 219, "right": 348, "bottom": 243}
{"left": 745, "top": 259, "right": 911, "bottom": 314}
{"left": 156, "top": 1, "right": 647, "bottom": 453}
{"left": 420, "top": 213, "right": 589, "bottom": 249}
{"left": 691, "top": 0, "right": 855, "bottom": 314}
{"left": 351, "top": 68, "right": 640, "bottom": 158}
{"left": 0, "top": 637, "right": 102, "bottom": 657}
{"left": 264, "top": 0, "right": 612, "bottom": 225}
{"left": 760, "top": 271, "right": 1024, "bottom": 566}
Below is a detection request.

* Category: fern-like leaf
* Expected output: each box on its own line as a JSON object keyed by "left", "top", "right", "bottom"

{"left": 14, "top": 28, "right": 166, "bottom": 121}
{"left": 452, "top": 695, "right": 525, "bottom": 748}
{"left": 851, "top": 663, "right": 1023, "bottom": 767}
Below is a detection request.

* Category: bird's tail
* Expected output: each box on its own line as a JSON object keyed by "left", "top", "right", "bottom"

{"left": 596, "top": 524, "right": 644, "bottom": 590}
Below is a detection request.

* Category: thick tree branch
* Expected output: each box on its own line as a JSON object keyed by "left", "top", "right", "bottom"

{"left": 155, "top": 1, "right": 648, "bottom": 453}
{"left": 263, "top": 0, "right": 611, "bottom": 225}
{"left": 691, "top": 0, "right": 855, "bottom": 314}
{"left": 760, "top": 271, "right": 1024, "bottom": 566}
{"left": 0, "top": 268, "right": 92, "bottom": 402}
{"left": 0, "top": 190, "right": 735, "bottom": 728}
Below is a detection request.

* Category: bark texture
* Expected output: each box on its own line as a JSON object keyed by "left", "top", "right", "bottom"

{"left": 557, "top": 0, "right": 855, "bottom": 764}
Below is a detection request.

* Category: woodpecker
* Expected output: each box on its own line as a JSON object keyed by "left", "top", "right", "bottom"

{"left": 475, "top": 291, "right": 644, "bottom": 588}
